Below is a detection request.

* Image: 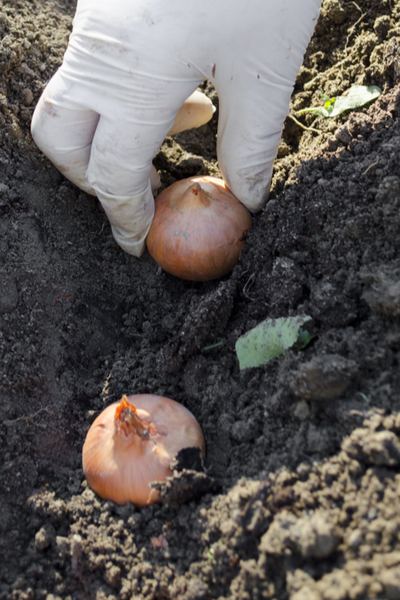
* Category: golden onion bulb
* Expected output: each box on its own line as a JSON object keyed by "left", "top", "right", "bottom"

{"left": 82, "top": 394, "right": 205, "bottom": 506}
{"left": 167, "top": 91, "right": 215, "bottom": 136}
{"left": 146, "top": 176, "right": 252, "bottom": 281}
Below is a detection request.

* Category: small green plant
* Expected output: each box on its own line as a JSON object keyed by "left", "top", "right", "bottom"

{"left": 206, "top": 539, "right": 224, "bottom": 562}
{"left": 356, "top": 391, "right": 371, "bottom": 404}
{"left": 206, "top": 547, "right": 216, "bottom": 562}
{"left": 202, "top": 341, "right": 224, "bottom": 352}
{"left": 296, "top": 85, "right": 381, "bottom": 118}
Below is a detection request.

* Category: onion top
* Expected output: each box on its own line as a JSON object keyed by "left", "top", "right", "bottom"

{"left": 82, "top": 394, "right": 205, "bottom": 506}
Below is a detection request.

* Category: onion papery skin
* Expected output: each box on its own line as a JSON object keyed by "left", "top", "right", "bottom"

{"left": 146, "top": 176, "right": 252, "bottom": 281}
{"left": 82, "top": 394, "right": 205, "bottom": 507}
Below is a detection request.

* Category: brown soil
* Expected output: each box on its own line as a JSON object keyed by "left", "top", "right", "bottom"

{"left": 1, "top": 0, "right": 400, "bottom": 599}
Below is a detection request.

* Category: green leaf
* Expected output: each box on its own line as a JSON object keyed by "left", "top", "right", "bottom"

{"left": 326, "top": 85, "right": 381, "bottom": 117}
{"left": 296, "top": 85, "right": 381, "bottom": 118}
{"left": 235, "top": 315, "right": 312, "bottom": 370}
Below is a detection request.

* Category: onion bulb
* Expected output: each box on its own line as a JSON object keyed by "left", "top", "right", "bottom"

{"left": 82, "top": 394, "right": 205, "bottom": 506}
{"left": 167, "top": 91, "right": 215, "bottom": 136}
{"left": 146, "top": 176, "right": 252, "bottom": 281}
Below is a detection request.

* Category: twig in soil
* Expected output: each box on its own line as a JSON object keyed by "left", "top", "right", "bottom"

{"left": 287, "top": 113, "right": 321, "bottom": 134}
{"left": 362, "top": 160, "right": 379, "bottom": 175}
{"left": 4, "top": 406, "right": 52, "bottom": 426}
{"left": 243, "top": 272, "right": 256, "bottom": 300}
{"left": 345, "top": 2, "right": 381, "bottom": 49}
{"left": 350, "top": 1, "right": 363, "bottom": 14}
{"left": 101, "top": 372, "right": 111, "bottom": 398}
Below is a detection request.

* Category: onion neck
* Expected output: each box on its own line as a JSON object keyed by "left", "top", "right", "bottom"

{"left": 115, "top": 395, "right": 153, "bottom": 441}
{"left": 170, "top": 182, "right": 211, "bottom": 211}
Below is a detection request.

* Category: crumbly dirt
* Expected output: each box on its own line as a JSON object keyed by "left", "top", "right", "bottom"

{"left": 1, "top": 0, "right": 400, "bottom": 598}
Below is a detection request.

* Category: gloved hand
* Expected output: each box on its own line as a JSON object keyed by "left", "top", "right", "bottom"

{"left": 31, "top": 0, "right": 321, "bottom": 257}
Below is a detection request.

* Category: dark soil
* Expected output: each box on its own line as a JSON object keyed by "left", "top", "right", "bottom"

{"left": 1, "top": 0, "right": 400, "bottom": 598}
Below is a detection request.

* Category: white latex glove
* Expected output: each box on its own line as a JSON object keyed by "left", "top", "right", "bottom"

{"left": 31, "top": 0, "right": 321, "bottom": 257}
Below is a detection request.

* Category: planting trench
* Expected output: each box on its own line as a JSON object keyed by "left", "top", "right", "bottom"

{"left": 1, "top": 0, "right": 400, "bottom": 598}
